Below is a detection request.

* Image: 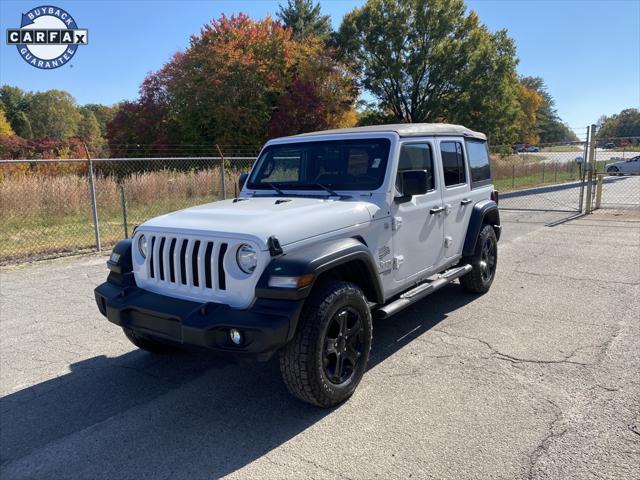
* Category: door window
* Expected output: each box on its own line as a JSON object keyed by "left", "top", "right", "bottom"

{"left": 440, "top": 142, "right": 466, "bottom": 187}
{"left": 396, "top": 143, "right": 435, "bottom": 192}
{"left": 465, "top": 140, "right": 492, "bottom": 187}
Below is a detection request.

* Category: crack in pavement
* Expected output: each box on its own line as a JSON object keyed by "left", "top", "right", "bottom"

{"left": 525, "top": 398, "right": 567, "bottom": 480}
{"left": 431, "top": 328, "right": 593, "bottom": 367}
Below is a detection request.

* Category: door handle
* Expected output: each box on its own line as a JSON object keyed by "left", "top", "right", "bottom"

{"left": 460, "top": 198, "right": 472, "bottom": 205}
{"left": 430, "top": 206, "right": 445, "bottom": 214}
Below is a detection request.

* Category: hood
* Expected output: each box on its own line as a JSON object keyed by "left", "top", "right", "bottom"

{"left": 140, "top": 196, "right": 375, "bottom": 249}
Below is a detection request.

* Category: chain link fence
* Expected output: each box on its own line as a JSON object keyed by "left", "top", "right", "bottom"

{"left": 1, "top": 135, "right": 638, "bottom": 265}
{"left": 592, "top": 137, "right": 640, "bottom": 210}
{"left": 490, "top": 142, "right": 587, "bottom": 212}
{"left": 0, "top": 156, "right": 255, "bottom": 264}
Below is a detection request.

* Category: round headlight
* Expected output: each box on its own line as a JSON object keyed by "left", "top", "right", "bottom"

{"left": 236, "top": 243, "right": 257, "bottom": 274}
{"left": 138, "top": 234, "right": 148, "bottom": 258}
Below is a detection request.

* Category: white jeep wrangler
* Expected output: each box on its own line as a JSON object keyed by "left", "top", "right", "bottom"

{"left": 95, "top": 123, "right": 501, "bottom": 407}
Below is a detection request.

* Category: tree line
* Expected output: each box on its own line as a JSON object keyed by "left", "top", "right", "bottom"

{"left": 3, "top": 0, "right": 625, "bottom": 162}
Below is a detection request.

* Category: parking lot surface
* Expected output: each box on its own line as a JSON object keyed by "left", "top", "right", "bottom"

{"left": 1, "top": 210, "right": 639, "bottom": 479}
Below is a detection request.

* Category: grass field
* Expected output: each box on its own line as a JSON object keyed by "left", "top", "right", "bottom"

{"left": 0, "top": 159, "right": 586, "bottom": 264}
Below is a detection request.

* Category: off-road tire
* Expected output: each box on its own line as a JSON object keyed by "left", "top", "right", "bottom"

{"left": 460, "top": 224, "right": 498, "bottom": 294}
{"left": 279, "top": 280, "right": 372, "bottom": 408}
{"left": 123, "top": 327, "right": 178, "bottom": 354}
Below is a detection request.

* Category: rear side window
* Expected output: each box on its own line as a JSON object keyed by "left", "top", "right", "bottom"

{"left": 440, "top": 142, "right": 466, "bottom": 187}
{"left": 466, "top": 140, "right": 492, "bottom": 187}
{"left": 396, "top": 143, "right": 435, "bottom": 192}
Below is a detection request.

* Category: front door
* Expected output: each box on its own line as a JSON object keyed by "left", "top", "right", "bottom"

{"left": 391, "top": 142, "right": 444, "bottom": 283}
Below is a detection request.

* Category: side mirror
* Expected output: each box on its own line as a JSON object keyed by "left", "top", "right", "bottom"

{"left": 396, "top": 169, "right": 428, "bottom": 200}
{"left": 238, "top": 172, "right": 249, "bottom": 191}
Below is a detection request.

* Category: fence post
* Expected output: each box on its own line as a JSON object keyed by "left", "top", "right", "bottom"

{"left": 595, "top": 174, "right": 604, "bottom": 210}
{"left": 83, "top": 143, "right": 101, "bottom": 251}
{"left": 554, "top": 162, "right": 558, "bottom": 182}
{"left": 511, "top": 164, "right": 515, "bottom": 188}
{"left": 542, "top": 163, "right": 545, "bottom": 183}
{"left": 215, "top": 144, "right": 227, "bottom": 200}
{"left": 119, "top": 183, "right": 128, "bottom": 238}
{"left": 578, "top": 127, "right": 589, "bottom": 213}
{"left": 584, "top": 124, "right": 597, "bottom": 214}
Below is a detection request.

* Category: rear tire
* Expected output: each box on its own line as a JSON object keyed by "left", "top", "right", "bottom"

{"left": 122, "top": 327, "right": 179, "bottom": 354}
{"left": 279, "top": 280, "right": 372, "bottom": 408}
{"left": 460, "top": 224, "right": 498, "bottom": 294}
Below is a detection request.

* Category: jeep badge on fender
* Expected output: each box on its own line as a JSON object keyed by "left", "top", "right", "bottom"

{"left": 95, "top": 123, "right": 501, "bottom": 407}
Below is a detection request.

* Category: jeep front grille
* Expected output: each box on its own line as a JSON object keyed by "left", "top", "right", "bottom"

{"left": 147, "top": 235, "right": 227, "bottom": 291}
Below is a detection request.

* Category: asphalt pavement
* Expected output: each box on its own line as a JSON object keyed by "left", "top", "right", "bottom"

{"left": 1, "top": 210, "right": 639, "bottom": 479}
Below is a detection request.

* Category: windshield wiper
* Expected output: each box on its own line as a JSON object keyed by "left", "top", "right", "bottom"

{"left": 314, "top": 183, "right": 340, "bottom": 196}
{"left": 262, "top": 182, "right": 285, "bottom": 195}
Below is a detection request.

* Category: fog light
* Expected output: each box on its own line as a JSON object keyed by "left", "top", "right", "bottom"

{"left": 229, "top": 328, "right": 242, "bottom": 345}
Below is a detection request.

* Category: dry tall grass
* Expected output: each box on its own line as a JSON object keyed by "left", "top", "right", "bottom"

{"left": 0, "top": 168, "right": 239, "bottom": 220}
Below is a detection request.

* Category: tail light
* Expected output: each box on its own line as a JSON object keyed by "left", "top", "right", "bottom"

{"left": 491, "top": 190, "right": 499, "bottom": 205}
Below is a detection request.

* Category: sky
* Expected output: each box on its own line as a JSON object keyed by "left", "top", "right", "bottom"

{"left": 1, "top": 0, "right": 639, "bottom": 140}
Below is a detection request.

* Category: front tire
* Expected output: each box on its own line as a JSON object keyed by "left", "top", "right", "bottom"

{"left": 460, "top": 224, "right": 498, "bottom": 294}
{"left": 279, "top": 280, "right": 372, "bottom": 408}
{"left": 123, "top": 327, "right": 179, "bottom": 354}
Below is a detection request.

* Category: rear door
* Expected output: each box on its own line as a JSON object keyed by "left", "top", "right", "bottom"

{"left": 437, "top": 138, "right": 493, "bottom": 260}
{"left": 437, "top": 138, "right": 473, "bottom": 260}
{"left": 391, "top": 141, "right": 444, "bottom": 283}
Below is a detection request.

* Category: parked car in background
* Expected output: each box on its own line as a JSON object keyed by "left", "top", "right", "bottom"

{"left": 524, "top": 146, "right": 539, "bottom": 153}
{"left": 605, "top": 155, "right": 640, "bottom": 175}
{"left": 602, "top": 142, "right": 616, "bottom": 149}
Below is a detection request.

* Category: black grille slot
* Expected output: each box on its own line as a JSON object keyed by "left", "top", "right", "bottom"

{"left": 192, "top": 240, "right": 201, "bottom": 287}
{"left": 168, "top": 238, "right": 177, "bottom": 283}
{"left": 180, "top": 239, "right": 188, "bottom": 285}
{"left": 158, "top": 237, "right": 166, "bottom": 280}
{"left": 149, "top": 236, "right": 156, "bottom": 278}
{"left": 204, "top": 242, "right": 214, "bottom": 289}
{"left": 218, "top": 243, "right": 227, "bottom": 290}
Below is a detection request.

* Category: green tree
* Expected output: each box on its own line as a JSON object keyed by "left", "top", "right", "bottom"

{"left": 27, "top": 90, "right": 82, "bottom": 139}
{"left": 82, "top": 104, "right": 117, "bottom": 137}
{"left": 78, "top": 109, "right": 101, "bottom": 142}
{"left": 597, "top": 108, "right": 640, "bottom": 140}
{"left": 277, "top": 0, "right": 332, "bottom": 41}
{"left": 12, "top": 111, "right": 33, "bottom": 139}
{"left": 0, "top": 108, "right": 15, "bottom": 136}
{"left": 0, "top": 85, "right": 32, "bottom": 131}
{"left": 337, "top": 0, "right": 521, "bottom": 145}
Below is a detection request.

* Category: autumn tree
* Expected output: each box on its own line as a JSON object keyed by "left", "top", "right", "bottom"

{"left": 0, "top": 108, "right": 15, "bottom": 136}
{"left": 520, "top": 76, "right": 578, "bottom": 143}
{"left": 277, "top": 0, "right": 332, "bottom": 41}
{"left": 108, "top": 14, "right": 357, "bottom": 153}
{"left": 515, "top": 80, "right": 542, "bottom": 144}
{"left": 337, "top": 0, "right": 521, "bottom": 144}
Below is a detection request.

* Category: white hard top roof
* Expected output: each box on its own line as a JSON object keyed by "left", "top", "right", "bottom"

{"left": 286, "top": 123, "right": 486, "bottom": 141}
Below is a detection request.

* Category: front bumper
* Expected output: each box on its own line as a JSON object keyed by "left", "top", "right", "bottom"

{"left": 94, "top": 282, "right": 304, "bottom": 360}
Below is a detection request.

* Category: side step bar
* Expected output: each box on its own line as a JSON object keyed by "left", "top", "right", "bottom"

{"left": 374, "top": 264, "right": 472, "bottom": 319}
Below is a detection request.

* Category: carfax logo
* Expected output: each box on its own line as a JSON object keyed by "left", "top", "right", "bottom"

{"left": 5, "top": 5, "right": 88, "bottom": 69}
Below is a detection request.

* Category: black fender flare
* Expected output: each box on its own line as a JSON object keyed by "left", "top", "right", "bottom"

{"left": 255, "top": 237, "right": 383, "bottom": 303}
{"left": 462, "top": 200, "right": 501, "bottom": 256}
{"left": 106, "top": 238, "right": 136, "bottom": 287}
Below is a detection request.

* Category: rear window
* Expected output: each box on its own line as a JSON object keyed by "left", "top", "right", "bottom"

{"left": 466, "top": 140, "right": 492, "bottom": 187}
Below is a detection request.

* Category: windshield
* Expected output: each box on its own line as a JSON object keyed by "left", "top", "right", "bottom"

{"left": 247, "top": 138, "right": 391, "bottom": 191}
